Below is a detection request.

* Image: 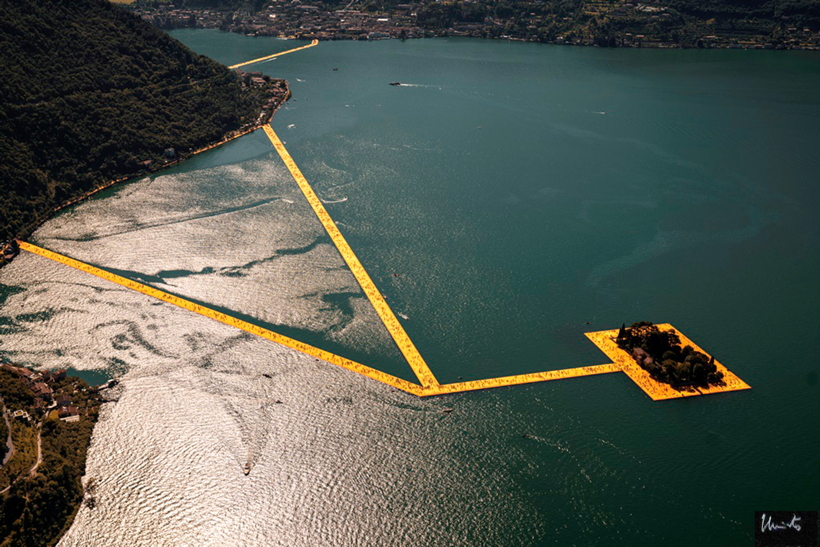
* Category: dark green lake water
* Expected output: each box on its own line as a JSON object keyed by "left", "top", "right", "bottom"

{"left": 170, "top": 32, "right": 820, "bottom": 543}
{"left": 2, "top": 32, "right": 819, "bottom": 546}
{"left": 178, "top": 33, "right": 820, "bottom": 379}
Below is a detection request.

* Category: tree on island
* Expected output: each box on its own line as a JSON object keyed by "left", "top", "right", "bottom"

{"left": 616, "top": 322, "right": 724, "bottom": 387}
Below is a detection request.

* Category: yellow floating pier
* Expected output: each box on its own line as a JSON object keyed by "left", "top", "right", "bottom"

{"left": 228, "top": 39, "right": 319, "bottom": 70}
{"left": 16, "top": 241, "right": 748, "bottom": 400}
{"left": 17, "top": 241, "right": 422, "bottom": 396}
{"left": 18, "top": 241, "right": 622, "bottom": 398}
{"left": 262, "top": 124, "right": 441, "bottom": 389}
{"left": 585, "top": 325, "right": 751, "bottom": 400}
{"left": 11, "top": 41, "right": 750, "bottom": 402}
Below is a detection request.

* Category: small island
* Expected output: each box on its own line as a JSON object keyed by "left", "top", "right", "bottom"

{"left": 0, "top": 362, "right": 107, "bottom": 547}
{"left": 615, "top": 321, "right": 724, "bottom": 387}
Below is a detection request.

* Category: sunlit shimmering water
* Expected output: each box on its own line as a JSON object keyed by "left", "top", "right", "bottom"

{"left": 0, "top": 34, "right": 818, "bottom": 546}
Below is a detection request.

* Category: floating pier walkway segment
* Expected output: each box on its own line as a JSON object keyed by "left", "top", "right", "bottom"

{"left": 262, "top": 124, "right": 441, "bottom": 390}
{"left": 17, "top": 241, "right": 624, "bottom": 397}
{"left": 428, "top": 364, "right": 621, "bottom": 396}
{"left": 17, "top": 241, "right": 423, "bottom": 396}
{"left": 228, "top": 39, "right": 319, "bottom": 70}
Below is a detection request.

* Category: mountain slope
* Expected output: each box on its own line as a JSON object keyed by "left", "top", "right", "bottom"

{"left": 0, "top": 0, "right": 268, "bottom": 245}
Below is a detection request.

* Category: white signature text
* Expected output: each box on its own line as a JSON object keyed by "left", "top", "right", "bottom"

{"left": 760, "top": 513, "right": 802, "bottom": 533}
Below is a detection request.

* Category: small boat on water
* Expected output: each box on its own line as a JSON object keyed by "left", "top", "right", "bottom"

{"left": 243, "top": 461, "right": 253, "bottom": 475}
{"left": 389, "top": 82, "right": 401, "bottom": 86}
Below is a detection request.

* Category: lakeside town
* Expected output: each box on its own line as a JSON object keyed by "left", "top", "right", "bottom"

{"left": 1, "top": 363, "right": 109, "bottom": 428}
{"left": 0, "top": 360, "right": 109, "bottom": 545}
{"left": 129, "top": 0, "right": 820, "bottom": 50}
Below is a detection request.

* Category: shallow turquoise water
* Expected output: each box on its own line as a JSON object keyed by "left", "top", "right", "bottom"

{"left": 1, "top": 33, "right": 818, "bottom": 546}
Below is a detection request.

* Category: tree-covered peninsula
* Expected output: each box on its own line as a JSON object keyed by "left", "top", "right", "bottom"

{"left": 0, "top": 0, "right": 281, "bottom": 247}
{"left": 616, "top": 322, "right": 724, "bottom": 387}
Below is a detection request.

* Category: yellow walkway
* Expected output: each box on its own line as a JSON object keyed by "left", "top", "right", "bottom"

{"left": 263, "top": 124, "right": 440, "bottom": 389}
{"left": 18, "top": 241, "right": 623, "bottom": 397}
{"left": 17, "top": 243, "right": 746, "bottom": 400}
{"left": 17, "top": 241, "right": 422, "bottom": 396}
{"left": 12, "top": 40, "right": 750, "bottom": 402}
{"left": 228, "top": 40, "right": 319, "bottom": 70}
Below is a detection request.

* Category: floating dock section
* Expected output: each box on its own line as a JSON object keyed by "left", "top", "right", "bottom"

{"left": 585, "top": 325, "right": 751, "bottom": 400}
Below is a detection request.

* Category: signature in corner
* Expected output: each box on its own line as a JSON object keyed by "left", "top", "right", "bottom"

{"left": 761, "top": 513, "right": 802, "bottom": 533}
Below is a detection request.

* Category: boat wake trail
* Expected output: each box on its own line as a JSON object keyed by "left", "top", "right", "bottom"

{"left": 397, "top": 83, "right": 439, "bottom": 88}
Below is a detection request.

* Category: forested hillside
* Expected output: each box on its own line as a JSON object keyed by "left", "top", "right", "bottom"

{"left": 0, "top": 0, "right": 269, "bottom": 245}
